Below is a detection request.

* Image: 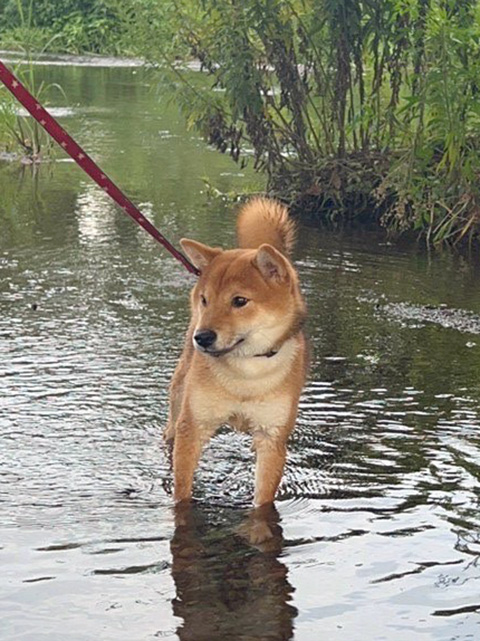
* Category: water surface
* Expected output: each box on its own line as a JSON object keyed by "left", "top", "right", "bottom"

{"left": 1, "top": 56, "right": 480, "bottom": 641}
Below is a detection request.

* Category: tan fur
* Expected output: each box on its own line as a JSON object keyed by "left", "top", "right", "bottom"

{"left": 165, "top": 198, "right": 307, "bottom": 506}
{"left": 236, "top": 197, "right": 296, "bottom": 256}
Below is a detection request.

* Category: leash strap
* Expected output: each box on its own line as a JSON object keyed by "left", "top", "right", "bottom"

{"left": 0, "top": 60, "right": 200, "bottom": 276}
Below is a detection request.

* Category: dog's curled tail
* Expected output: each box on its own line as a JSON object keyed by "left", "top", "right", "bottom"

{"left": 236, "top": 197, "right": 296, "bottom": 257}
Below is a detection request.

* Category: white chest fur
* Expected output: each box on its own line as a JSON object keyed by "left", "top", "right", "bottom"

{"left": 189, "top": 337, "right": 300, "bottom": 433}
{"left": 190, "top": 391, "right": 292, "bottom": 433}
{"left": 212, "top": 336, "right": 299, "bottom": 395}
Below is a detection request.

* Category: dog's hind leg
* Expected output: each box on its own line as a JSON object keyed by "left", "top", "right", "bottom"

{"left": 164, "top": 333, "right": 194, "bottom": 443}
{"left": 164, "top": 373, "right": 184, "bottom": 443}
{"left": 164, "top": 314, "right": 198, "bottom": 443}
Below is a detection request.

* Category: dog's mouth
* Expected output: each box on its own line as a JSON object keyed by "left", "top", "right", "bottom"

{"left": 202, "top": 338, "right": 245, "bottom": 358}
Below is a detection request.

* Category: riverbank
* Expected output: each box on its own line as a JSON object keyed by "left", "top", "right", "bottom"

{"left": 0, "top": 44, "right": 479, "bottom": 248}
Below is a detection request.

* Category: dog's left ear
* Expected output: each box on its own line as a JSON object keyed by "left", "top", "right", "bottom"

{"left": 180, "top": 239, "right": 222, "bottom": 272}
{"left": 253, "top": 244, "right": 290, "bottom": 282}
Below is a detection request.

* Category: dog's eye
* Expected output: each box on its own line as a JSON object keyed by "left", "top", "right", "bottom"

{"left": 232, "top": 296, "right": 249, "bottom": 308}
{"left": 200, "top": 295, "right": 207, "bottom": 306}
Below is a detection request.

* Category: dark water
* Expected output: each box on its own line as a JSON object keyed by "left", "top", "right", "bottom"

{"left": 1, "top": 56, "right": 480, "bottom": 641}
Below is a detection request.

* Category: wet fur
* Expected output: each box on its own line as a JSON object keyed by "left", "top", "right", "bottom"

{"left": 165, "top": 197, "right": 307, "bottom": 506}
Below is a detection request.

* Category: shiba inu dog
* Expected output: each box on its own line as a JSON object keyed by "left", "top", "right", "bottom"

{"left": 164, "top": 197, "right": 307, "bottom": 506}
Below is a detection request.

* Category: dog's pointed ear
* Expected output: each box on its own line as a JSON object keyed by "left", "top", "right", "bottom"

{"left": 180, "top": 239, "right": 222, "bottom": 272}
{"left": 253, "top": 244, "right": 290, "bottom": 282}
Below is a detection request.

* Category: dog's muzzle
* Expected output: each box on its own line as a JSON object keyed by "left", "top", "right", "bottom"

{"left": 194, "top": 331, "right": 245, "bottom": 357}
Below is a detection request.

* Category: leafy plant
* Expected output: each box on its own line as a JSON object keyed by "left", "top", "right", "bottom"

{"left": 119, "top": 0, "right": 480, "bottom": 245}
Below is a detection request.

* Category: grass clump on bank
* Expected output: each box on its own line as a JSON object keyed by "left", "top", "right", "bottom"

{"left": 120, "top": 0, "right": 480, "bottom": 246}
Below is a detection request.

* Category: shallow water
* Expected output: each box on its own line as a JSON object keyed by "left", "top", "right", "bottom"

{"left": 1, "top": 56, "right": 480, "bottom": 641}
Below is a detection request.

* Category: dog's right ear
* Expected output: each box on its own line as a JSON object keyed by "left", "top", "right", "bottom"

{"left": 180, "top": 239, "right": 222, "bottom": 272}
{"left": 253, "top": 244, "right": 290, "bottom": 282}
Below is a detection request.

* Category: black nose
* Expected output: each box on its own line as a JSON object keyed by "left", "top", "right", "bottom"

{"left": 194, "top": 329, "right": 217, "bottom": 349}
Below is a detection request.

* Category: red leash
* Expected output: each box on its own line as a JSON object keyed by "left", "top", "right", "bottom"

{"left": 0, "top": 60, "right": 199, "bottom": 276}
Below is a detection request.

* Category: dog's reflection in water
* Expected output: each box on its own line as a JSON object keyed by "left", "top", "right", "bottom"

{"left": 170, "top": 503, "right": 297, "bottom": 641}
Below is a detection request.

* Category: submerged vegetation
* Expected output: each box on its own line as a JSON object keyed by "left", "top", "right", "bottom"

{"left": 3, "top": 0, "right": 480, "bottom": 243}
{"left": 119, "top": 0, "right": 480, "bottom": 245}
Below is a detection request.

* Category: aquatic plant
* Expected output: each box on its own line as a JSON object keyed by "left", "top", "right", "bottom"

{"left": 0, "top": 62, "right": 60, "bottom": 161}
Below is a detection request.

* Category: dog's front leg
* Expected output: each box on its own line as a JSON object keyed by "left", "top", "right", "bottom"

{"left": 253, "top": 432, "right": 288, "bottom": 506}
{"left": 173, "top": 408, "right": 202, "bottom": 503}
{"left": 173, "top": 405, "right": 216, "bottom": 503}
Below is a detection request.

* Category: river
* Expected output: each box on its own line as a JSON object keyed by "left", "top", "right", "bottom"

{"left": 1, "top": 54, "right": 480, "bottom": 641}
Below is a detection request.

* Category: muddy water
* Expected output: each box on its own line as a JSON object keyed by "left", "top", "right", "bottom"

{"left": 1, "top": 57, "right": 480, "bottom": 641}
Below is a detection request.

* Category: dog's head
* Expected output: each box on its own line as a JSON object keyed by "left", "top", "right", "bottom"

{"left": 180, "top": 239, "right": 305, "bottom": 358}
